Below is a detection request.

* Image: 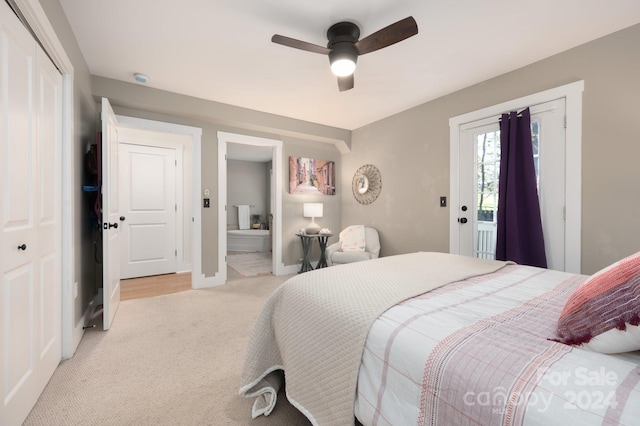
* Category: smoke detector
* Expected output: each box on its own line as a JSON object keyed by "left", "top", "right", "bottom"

{"left": 133, "top": 73, "right": 149, "bottom": 83}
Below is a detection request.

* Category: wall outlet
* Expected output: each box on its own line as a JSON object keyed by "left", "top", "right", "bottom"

{"left": 440, "top": 196, "right": 447, "bottom": 207}
{"left": 74, "top": 281, "right": 78, "bottom": 299}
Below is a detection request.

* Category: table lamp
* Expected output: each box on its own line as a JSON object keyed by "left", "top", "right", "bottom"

{"left": 303, "top": 203, "right": 323, "bottom": 234}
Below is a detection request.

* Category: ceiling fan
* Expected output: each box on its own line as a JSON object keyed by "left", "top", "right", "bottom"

{"left": 271, "top": 16, "right": 418, "bottom": 92}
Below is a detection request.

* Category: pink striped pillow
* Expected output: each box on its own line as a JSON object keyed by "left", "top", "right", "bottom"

{"left": 556, "top": 251, "right": 640, "bottom": 353}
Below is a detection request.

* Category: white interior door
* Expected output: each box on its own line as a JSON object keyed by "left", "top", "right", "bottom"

{"left": 119, "top": 143, "right": 177, "bottom": 279}
{"left": 456, "top": 99, "right": 566, "bottom": 270}
{"left": 101, "top": 98, "right": 121, "bottom": 330}
{"left": 0, "top": 2, "right": 62, "bottom": 423}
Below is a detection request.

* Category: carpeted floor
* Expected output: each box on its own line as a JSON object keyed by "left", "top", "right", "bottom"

{"left": 227, "top": 252, "right": 272, "bottom": 277}
{"left": 23, "top": 274, "right": 311, "bottom": 426}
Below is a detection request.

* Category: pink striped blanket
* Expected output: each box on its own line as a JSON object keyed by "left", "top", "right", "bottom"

{"left": 355, "top": 265, "right": 640, "bottom": 425}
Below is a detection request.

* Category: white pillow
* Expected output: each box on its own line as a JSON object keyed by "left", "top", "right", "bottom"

{"left": 583, "top": 325, "right": 640, "bottom": 354}
{"left": 339, "top": 225, "right": 366, "bottom": 252}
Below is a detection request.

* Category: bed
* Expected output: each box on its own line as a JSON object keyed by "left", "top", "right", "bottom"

{"left": 239, "top": 252, "right": 640, "bottom": 425}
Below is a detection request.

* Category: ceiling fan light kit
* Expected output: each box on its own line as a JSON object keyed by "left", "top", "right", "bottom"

{"left": 329, "top": 49, "right": 357, "bottom": 76}
{"left": 327, "top": 21, "right": 359, "bottom": 78}
{"left": 272, "top": 16, "right": 418, "bottom": 91}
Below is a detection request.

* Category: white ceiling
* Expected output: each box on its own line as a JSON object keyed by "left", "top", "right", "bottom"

{"left": 59, "top": 0, "right": 640, "bottom": 131}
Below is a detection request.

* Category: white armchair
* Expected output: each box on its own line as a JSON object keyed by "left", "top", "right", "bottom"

{"left": 326, "top": 226, "right": 380, "bottom": 266}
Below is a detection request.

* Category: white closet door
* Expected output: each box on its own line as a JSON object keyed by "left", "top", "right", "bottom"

{"left": 0, "top": 1, "right": 62, "bottom": 424}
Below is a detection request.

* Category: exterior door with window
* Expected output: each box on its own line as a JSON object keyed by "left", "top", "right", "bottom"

{"left": 456, "top": 99, "right": 566, "bottom": 270}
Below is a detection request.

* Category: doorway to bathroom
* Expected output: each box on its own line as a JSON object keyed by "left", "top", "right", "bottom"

{"left": 226, "top": 153, "right": 272, "bottom": 279}
{"left": 217, "top": 132, "right": 284, "bottom": 282}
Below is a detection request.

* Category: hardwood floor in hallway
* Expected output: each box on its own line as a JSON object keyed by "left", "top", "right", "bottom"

{"left": 120, "top": 272, "right": 192, "bottom": 301}
{"left": 120, "top": 260, "right": 259, "bottom": 301}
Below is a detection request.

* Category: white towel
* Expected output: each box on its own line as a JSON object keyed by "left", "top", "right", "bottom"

{"left": 238, "top": 205, "right": 251, "bottom": 230}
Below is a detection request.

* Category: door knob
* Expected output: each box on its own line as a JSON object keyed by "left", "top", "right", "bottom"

{"left": 17, "top": 243, "right": 27, "bottom": 250}
{"left": 119, "top": 216, "right": 126, "bottom": 221}
{"left": 458, "top": 217, "right": 468, "bottom": 224}
{"left": 103, "top": 222, "right": 119, "bottom": 230}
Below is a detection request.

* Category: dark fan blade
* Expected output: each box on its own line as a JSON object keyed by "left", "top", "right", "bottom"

{"left": 337, "top": 74, "right": 354, "bottom": 92}
{"left": 271, "top": 34, "right": 331, "bottom": 55}
{"left": 355, "top": 16, "right": 418, "bottom": 55}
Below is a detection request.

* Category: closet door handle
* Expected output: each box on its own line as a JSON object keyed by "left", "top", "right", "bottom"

{"left": 17, "top": 244, "right": 27, "bottom": 250}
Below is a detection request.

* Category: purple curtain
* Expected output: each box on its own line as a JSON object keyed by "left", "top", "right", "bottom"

{"left": 495, "top": 108, "right": 547, "bottom": 268}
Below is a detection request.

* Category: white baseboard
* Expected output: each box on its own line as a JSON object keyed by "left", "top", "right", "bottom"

{"left": 192, "top": 271, "right": 226, "bottom": 289}
{"left": 279, "top": 264, "right": 300, "bottom": 275}
{"left": 278, "top": 261, "right": 321, "bottom": 276}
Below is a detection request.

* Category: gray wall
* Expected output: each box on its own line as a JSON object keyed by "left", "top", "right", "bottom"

{"left": 283, "top": 138, "right": 341, "bottom": 263}
{"left": 91, "top": 81, "right": 343, "bottom": 273}
{"left": 344, "top": 24, "right": 640, "bottom": 275}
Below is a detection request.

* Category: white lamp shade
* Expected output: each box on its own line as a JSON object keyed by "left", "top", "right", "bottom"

{"left": 303, "top": 203, "right": 323, "bottom": 218}
{"left": 303, "top": 203, "right": 323, "bottom": 234}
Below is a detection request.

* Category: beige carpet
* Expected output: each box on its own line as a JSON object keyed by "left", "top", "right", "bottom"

{"left": 24, "top": 274, "right": 311, "bottom": 426}
{"left": 227, "top": 252, "right": 272, "bottom": 277}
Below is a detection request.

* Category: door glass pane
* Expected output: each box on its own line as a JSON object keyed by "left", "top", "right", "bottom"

{"left": 475, "top": 130, "right": 499, "bottom": 259}
{"left": 531, "top": 119, "right": 540, "bottom": 189}
{"left": 474, "top": 121, "right": 540, "bottom": 260}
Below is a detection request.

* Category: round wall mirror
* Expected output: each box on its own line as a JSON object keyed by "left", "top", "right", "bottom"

{"left": 357, "top": 175, "right": 369, "bottom": 194}
{"left": 352, "top": 164, "right": 381, "bottom": 205}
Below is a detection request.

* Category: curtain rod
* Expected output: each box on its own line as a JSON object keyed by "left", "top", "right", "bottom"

{"left": 461, "top": 105, "right": 559, "bottom": 132}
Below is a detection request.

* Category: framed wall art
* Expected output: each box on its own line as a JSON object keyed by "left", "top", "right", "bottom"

{"left": 289, "top": 156, "right": 336, "bottom": 195}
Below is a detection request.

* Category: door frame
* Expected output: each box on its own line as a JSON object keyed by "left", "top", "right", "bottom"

{"left": 217, "top": 132, "right": 284, "bottom": 284}
{"left": 449, "top": 81, "right": 584, "bottom": 273}
{"left": 115, "top": 115, "right": 202, "bottom": 283}
{"left": 118, "top": 142, "right": 179, "bottom": 279}
{"left": 116, "top": 125, "right": 192, "bottom": 276}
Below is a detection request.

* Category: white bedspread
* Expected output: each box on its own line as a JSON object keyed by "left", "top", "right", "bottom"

{"left": 239, "top": 252, "right": 510, "bottom": 425}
